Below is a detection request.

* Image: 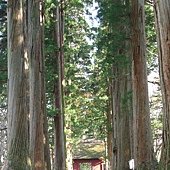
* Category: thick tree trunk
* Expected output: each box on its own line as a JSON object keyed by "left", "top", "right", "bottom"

{"left": 131, "top": 0, "right": 154, "bottom": 169}
{"left": 4, "top": 0, "right": 29, "bottom": 169}
{"left": 111, "top": 64, "right": 131, "bottom": 170}
{"left": 28, "top": 0, "right": 45, "bottom": 169}
{"left": 53, "top": 1, "right": 66, "bottom": 170}
{"left": 154, "top": 1, "right": 170, "bottom": 169}
{"left": 109, "top": 1, "right": 131, "bottom": 169}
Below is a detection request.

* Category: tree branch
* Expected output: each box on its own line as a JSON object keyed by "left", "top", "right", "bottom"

{"left": 0, "top": 127, "right": 7, "bottom": 131}
{"left": 148, "top": 80, "right": 160, "bottom": 86}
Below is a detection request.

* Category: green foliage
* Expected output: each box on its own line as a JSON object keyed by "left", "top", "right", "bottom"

{"left": 95, "top": 1, "right": 131, "bottom": 86}
{"left": 145, "top": 3, "right": 162, "bottom": 161}
{"left": 145, "top": 4, "right": 158, "bottom": 74}
{"left": 0, "top": 1, "right": 8, "bottom": 165}
{"left": 0, "top": 0, "right": 7, "bottom": 98}
{"left": 44, "top": 0, "right": 107, "bottom": 150}
{"left": 80, "top": 163, "right": 91, "bottom": 170}
{"left": 64, "top": 0, "right": 109, "bottom": 146}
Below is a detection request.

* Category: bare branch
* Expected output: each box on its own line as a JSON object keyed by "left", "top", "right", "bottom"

{"left": 0, "top": 127, "right": 7, "bottom": 131}
{"left": 148, "top": 80, "right": 160, "bottom": 86}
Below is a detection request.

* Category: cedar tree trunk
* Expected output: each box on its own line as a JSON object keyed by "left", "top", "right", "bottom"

{"left": 28, "top": 0, "right": 45, "bottom": 169}
{"left": 131, "top": 0, "right": 154, "bottom": 169}
{"left": 4, "top": 0, "right": 29, "bottom": 169}
{"left": 154, "top": 1, "right": 170, "bottom": 169}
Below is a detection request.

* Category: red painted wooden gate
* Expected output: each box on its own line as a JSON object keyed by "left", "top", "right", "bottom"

{"left": 73, "top": 158, "right": 104, "bottom": 170}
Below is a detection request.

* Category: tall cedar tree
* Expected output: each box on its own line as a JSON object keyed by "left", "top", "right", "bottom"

{"left": 4, "top": 0, "right": 29, "bottom": 169}
{"left": 28, "top": 0, "right": 46, "bottom": 169}
{"left": 53, "top": 1, "right": 66, "bottom": 169}
{"left": 131, "top": 0, "right": 154, "bottom": 169}
{"left": 154, "top": 1, "right": 170, "bottom": 169}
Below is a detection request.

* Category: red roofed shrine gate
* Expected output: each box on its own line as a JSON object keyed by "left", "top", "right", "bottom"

{"left": 73, "top": 158, "right": 105, "bottom": 170}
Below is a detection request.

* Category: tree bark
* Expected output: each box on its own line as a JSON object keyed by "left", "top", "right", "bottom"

{"left": 65, "top": 109, "right": 73, "bottom": 170}
{"left": 154, "top": 1, "right": 170, "bottom": 169}
{"left": 53, "top": 1, "right": 66, "bottom": 170}
{"left": 106, "top": 85, "right": 113, "bottom": 170}
{"left": 4, "top": 0, "right": 29, "bottom": 169}
{"left": 28, "top": 0, "right": 45, "bottom": 169}
{"left": 108, "top": 1, "right": 132, "bottom": 169}
{"left": 111, "top": 63, "right": 131, "bottom": 170}
{"left": 131, "top": 0, "right": 154, "bottom": 169}
{"left": 44, "top": 114, "right": 52, "bottom": 170}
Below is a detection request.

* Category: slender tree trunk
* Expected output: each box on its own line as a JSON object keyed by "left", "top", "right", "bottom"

{"left": 43, "top": 69, "right": 51, "bottom": 170}
{"left": 154, "top": 1, "right": 170, "bottom": 169}
{"left": 28, "top": 0, "right": 45, "bottom": 169}
{"left": 131, "top": 0, "right": 154, "bottom": 169}
{"left": 53, "top": 1, "right": 66, "bottom": 169}
{"left": 4, "top": 0, "right": 29, "bottom": 169}
{"left": 65, "top": 112, "right": 73, "bottom": 170}
{"left": 106, "top": 85, "right": 113, "bottom": 170}
{"left": 44, "top": 115, "right": 52, "bottom": 170}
